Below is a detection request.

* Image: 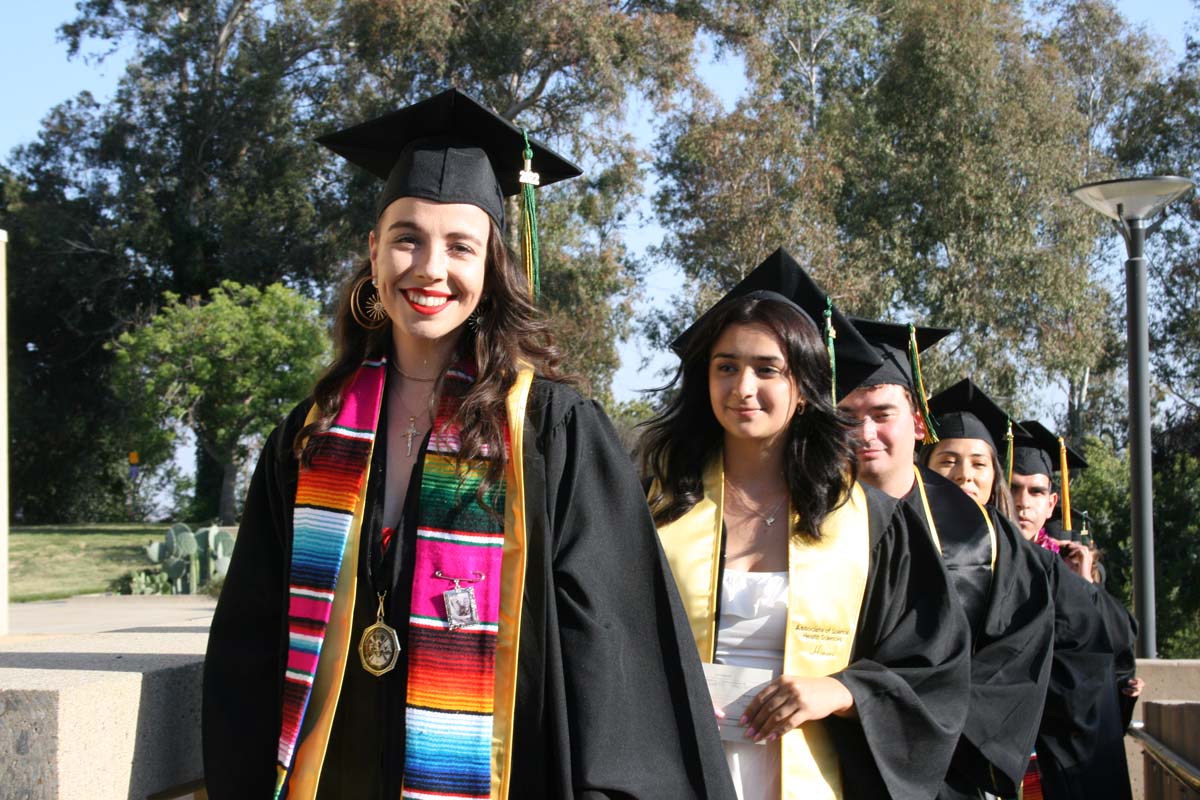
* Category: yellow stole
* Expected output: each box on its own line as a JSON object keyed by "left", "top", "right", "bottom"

{"left": 288, "top": 369, "right": 533, "bottom": 800}
{"left": 911, "top": 465, "right": 998, "bottom": 572}
{"left": 656, "top": 459, "right": 871, "bottom": 800}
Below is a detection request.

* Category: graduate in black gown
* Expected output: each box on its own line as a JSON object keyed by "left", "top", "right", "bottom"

{"left": 1009, "top": 424, "right": 1140, "bottom": 797}
{"left": 202, "top": 89, "right": 734, "bottom": 800}
{"left": 836, "top": 325, "right": 1055, "bottom": 800}
{"left": 640, "top": 249, "right": 972, "bottom": 799}
{"left": 921, "top": 384, "right": 1133, "bottom": 800}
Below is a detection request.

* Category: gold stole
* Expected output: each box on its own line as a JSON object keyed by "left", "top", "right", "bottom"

{"left": 911, "top": 465, "right": 998, "bottom": 571}
{"left": 288, "top": 369, "right": 534, "bottom": 800}
{"left": 656, "top": 459, "right": 871, "bottom": 800}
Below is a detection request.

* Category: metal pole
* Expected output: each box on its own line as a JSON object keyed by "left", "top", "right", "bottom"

{"left": 1125, "top": 220, "right": 1156, "bottom": 657}
{"left": 1, "top": 229, "right": 9, "bottom": 636}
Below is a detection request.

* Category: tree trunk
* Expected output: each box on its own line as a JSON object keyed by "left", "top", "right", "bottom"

{"left": 193, "top": 445, "right": 223, "bottom": 521}
{"left": 219, "top": 458, "right": 239, "bottom": 525}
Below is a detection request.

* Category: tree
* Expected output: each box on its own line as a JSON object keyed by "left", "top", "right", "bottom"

{"left": 322, "top": 0, "right": 704, "bottom": 396}
{"left": 109, "top": 282, "right": 330, "bottom": 523}
{"left": 2, "top": 97, "right": 153, "bottom": 522}
{"left": 653, "top": 0, "right": 1119, "bottom": 411}
{"left": 7, "top": 0, "right": 704, "bottom": 520}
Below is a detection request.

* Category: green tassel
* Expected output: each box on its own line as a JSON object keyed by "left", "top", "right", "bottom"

{"left": 1004, "top": 417, "right": 1014, "bottom": 483}
{"left": 909, "top": 323, "right": 939, "bottom": 444}
{"left": 824, "top": 297, "right": 837, "bottom": 405}
{"left": 519, "top": 129, "right": 541, "bottom": 301}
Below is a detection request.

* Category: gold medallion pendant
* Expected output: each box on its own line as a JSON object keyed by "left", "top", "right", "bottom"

{"left": 359, "top": 592, "right": 400, "bottom": 676}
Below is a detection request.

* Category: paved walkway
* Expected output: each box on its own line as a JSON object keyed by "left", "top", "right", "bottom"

{"left": 2, "top": 594, "right": 216, "bottom": 644}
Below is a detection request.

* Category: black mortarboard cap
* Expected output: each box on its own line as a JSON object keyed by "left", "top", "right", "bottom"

{"left": 670, "top": 248, "right": 883, "bottom": 398}
{"left": 1012, "top": 420, "right": 1088, "bottom": 478}
{"left": 927, "top": 378, "right": 1027, "bottom": 458}
{"left": 843, "top": 319, "right": 953, "bottom": 394}
{"left": 1045, "top": 507, "right": 1091, "bottom": 542}
{"left": 1013, "top": 419, "right": 1088, "bottom": 531}
{"left": 841, "top": 318, "right": 953, "bottom": 443}
{"left": 318, "top": 88, "right": 582, "bottom": 226}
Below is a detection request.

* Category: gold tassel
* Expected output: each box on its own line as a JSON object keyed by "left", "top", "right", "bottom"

{"left": 1059, "top": 436, "right": 1072, "bottom": 531}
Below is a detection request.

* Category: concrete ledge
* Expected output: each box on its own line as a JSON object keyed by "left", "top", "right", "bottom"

{"left": 1126, "top": 659, "right": 1200, "bottom": 800}
{"left": 0, "top": 598, "right": 214, "bottom": 799}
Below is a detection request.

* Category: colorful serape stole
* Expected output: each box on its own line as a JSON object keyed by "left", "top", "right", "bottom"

{"left": 1020, "top": 753, "right": 1044, "bottom": 800}
{"left": 404, "top": 365, "right": 507, "bottom": 800}
{"left": 274, "top": 359, "right": 386, "bottom": 798}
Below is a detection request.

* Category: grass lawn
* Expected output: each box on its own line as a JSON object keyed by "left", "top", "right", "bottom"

{"left": 9, "top": 523, "right": 172, "bottom": 602}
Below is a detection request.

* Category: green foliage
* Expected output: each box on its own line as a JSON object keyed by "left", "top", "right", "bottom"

{"left": 108, "top": 568, "right": 172, "bottom": 596}
{"left": 324, "top": 0, "right": 701, "bottom": 396}
{"left": 607, "top": 397, "right": 661, "bottom": 456}
{"left": 109, "top": 281, "right": 330, "bottom": 522}
{"left": 1148, "top": 451, "right": 1200, "bottom": 658}
{"left": 8, "top": 524, "right": 166, "bottom": 601}
{"left": 1070, "top": 436, "right": 1132, "bottom": 603}
{"left": 654, "top": 0, "right": 1133, "bottom": 414}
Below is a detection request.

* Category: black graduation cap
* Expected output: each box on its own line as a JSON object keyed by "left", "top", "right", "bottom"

{"left": 927, "top": 378, "right": 1028, "bottom": 477}
{"left": 670, "top": 248, "right": 884, "bottom": 399}
{"left": 1045, "top": 507, "right": 1092, "bottom": 542}
{"left": 1012, "top": 420, "right": 1088, "bottom": 478}
{"left": 841, "top": 318, "right": 954, "bottom": 443}
{"left": 1013, "top": 420, "right": 1088, "bottom": 532}
{"left": 318, "top": 88, "right": 583, "bottom": 226}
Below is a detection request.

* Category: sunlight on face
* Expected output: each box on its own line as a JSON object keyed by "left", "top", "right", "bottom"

{"left": 368, "top": 196, "right": 490, "bottom": 349}
{"left": 708, "top": 323, "right": 802, "bottom": 446}
{"left": 1011, "top": 471, "right": 1058, "bottom": 541}
{"left": 927, "top": 438, "right": 995, "bottom": 504}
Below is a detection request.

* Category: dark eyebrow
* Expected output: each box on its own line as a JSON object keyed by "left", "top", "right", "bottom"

{"left": 384, "top": 220, "right": 485, "bottom": 248}
{"left": 710, "top": 351, "right": 784, "bottom": 363}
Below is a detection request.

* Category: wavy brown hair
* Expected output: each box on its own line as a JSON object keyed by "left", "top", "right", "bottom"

{"left": 638, "top": 294, "right": 858, "bottom": 541}
{"left": 296, "top": 219, "right": 563, "bottom": 501}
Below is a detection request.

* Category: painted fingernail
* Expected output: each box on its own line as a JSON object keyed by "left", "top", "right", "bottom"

{"left": 767, "top": 732, "right": 778, "bottom": 742}
{"left": 739, "top": 714, "right": 748, "bottom": 725}
{"left": 746, "top": 727, "right": 757, "bottom": 739}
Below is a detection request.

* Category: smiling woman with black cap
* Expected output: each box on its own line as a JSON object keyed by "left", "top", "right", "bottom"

{"left": 640, "top": 248, "right": 970, "bottom": 800}
{"left": 201, "top": 89, "right": 734, "bottom": 800}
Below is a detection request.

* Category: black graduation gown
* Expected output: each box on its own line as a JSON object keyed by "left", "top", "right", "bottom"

{"left": 201, "top": 378, "right": 736, "bottom": 800}
{"left": 823, "top": 485, "right": 974, "bottom": 800}
{"left": 1021, "top": 529, "right": 1132, "bottom": 800}
{"left": 1094, "top": 586, "right": 1139, "bottom": 729}
{"left": 903, "top": 469, "right": 1055, "bottom": 799}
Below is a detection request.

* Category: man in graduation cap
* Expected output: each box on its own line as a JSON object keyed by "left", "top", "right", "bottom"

{"left": 202, "top": 89, "right": 735, "bottom": 800}
{"left": 837, "top": 334, "right": 1056, "bottom": 800}
{"left": 1010, "top": 422, "right": 1144, "bottom": 724}
{"left": 647, "top": 249, "right": 972, "bottom": 799}
{"left": 1011, "top": 421, "right": 1092, "bottom": 560}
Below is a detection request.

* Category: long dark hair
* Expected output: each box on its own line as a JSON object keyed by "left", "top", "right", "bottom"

{"left": 296, "top": 219, "right": 563, "bottom": 498}
{"left": 639, "top": 295, "right": 858, "bottom": 540}
{"left": 918, "top": 439, "right": 1017, "bottom": 522}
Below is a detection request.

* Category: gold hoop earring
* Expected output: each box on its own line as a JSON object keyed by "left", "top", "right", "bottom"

{"left": 351, "top": 276, "right": 388, "bottom": 330}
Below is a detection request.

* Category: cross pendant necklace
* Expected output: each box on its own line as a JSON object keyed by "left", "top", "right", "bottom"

{"left": 404, "top": 416, "right": 419, "bottom": 456}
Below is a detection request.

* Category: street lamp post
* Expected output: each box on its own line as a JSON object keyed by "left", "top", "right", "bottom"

{"left": 1070, "top": 176, "right": 1195, "bottom": 659}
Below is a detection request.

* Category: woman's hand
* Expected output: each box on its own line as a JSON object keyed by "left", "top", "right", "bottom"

{"left": 740, "top": 675, "right": 854, "bottom": 743}
{"left": 1059, "top": 541, "right": 1095, "bottom": 583}
{"left": 1123, "top": 677, "right": 1146, "bottom": 697}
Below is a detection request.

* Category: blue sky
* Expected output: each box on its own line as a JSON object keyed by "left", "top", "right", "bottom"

{"left": 2, "top": 0, "right": 1195, "bottom": 405}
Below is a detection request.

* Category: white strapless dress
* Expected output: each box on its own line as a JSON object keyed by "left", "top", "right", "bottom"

{"left": 714, "top": 569, "right": 788, "bottom": 800}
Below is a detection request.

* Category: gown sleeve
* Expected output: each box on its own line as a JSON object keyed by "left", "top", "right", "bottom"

{"left": 829, "top": 488, "right": 973, "bottom": 800}
{"left": 945, "top": 511, "right": 1055, "bottom": 795}
{"left": 1032, "top": 545, "right": 1133, "bottom": 800}
{"left": 535, "top": 386, "right": 736, "bottom": 800}
{"left": 1093, "top": 584, "right": 1139, "bottom": 728}
{"left": 202, "top": 402, "right": 308, "bottom": 799}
